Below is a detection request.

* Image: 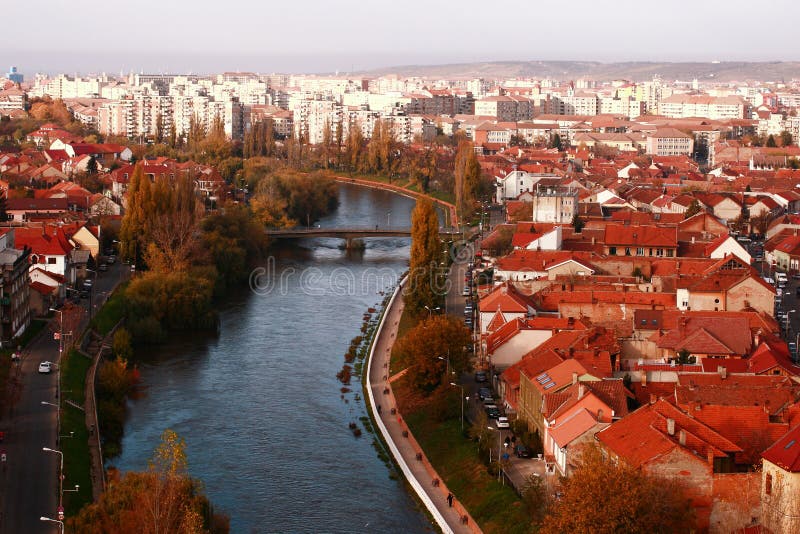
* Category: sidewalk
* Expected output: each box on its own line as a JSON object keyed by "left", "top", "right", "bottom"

{"left": 367, "top": 280, "right": 482, "bottom": 534}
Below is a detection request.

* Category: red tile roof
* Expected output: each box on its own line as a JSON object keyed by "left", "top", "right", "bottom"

{"left": 603, "top": 224, "right": 677, "bottom": 248}
{"left": 762, "top": 425, "right": 800, "bottom": 472}
{"left": 479, "top": 282, "right": 532, "bottom": 313}
{"left": 549, "top": 408, "right": 601, "bottom": 447}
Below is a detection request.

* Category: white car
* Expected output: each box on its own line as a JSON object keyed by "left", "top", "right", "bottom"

{"left": 496, "top": 417, "right": 510, "bottom": 429}
{"left": 38, "top": 361, "right": 53, "bottom": 374}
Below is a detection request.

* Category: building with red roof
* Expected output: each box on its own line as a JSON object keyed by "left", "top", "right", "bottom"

{"left": 761, "top": 425, "right": 800, "bottom": 534}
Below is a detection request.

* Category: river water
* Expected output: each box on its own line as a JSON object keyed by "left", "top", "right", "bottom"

{"left": 114, "top": 183, "right": 434, "bottom": 533}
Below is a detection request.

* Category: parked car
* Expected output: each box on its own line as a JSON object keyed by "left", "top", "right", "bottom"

{"left": 475, "top": 370, "right": 488, "bottom": 383}
{"left": 38, "top": 361, "right": 52, "bottom": 374}
{"left": 496, "top": 417, "right": 510, "bottom": 429}
{"left": 485, "top": 405, "right": 501, "bottom": 419}
{"left": 482, "top": 396, "right": 496, "bottom": 405}
{"left": 478, "top": 387, "right": 492, "bottom": 400}
{"left": 462, "top": 287, "right": 471, "bottom": 296}
{"left": 515, "top": 444, "right": 532, "bottom": 458}
{"left": 107, "top": 255, "right": 116, "bottom": 264}
{"left": 98, "top": 263, "right": 108, "bottom": 272}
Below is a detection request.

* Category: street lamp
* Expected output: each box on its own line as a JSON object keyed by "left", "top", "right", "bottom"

{"left": 43, "top": 447, "right": 64, "bottom": 512}
{"left": 39, "top": 517, "right": 63, "bottom": 534}
{"left": 437, "top": 355, "right": 452, "bottom": 377}
{"left": 48, "top": 308, "right": 63, "bottom": 446}
{"left": 387, "top": 210, "right": 391, "bottom": 228}
{"left": 450, "top": 382, "right": 465, "bottom": 431}
{"left": 423, "top": 305, "right": 441, "bottom": 318}
{"left": 786, "top": 309, "right": 796, "bottom": 333}
{"left": 487, "top": 426, "right": 503, "bottom": 482}
{"left": 86, "top": 268, "right": 98, "bottom": 321}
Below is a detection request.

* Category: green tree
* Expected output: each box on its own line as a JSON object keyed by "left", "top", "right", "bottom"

{"left": 86, "top": 155, "right": 99, "bottom": 175}
{"left": 780, "top": 130, "right": 794, "bottom": 147}
{"left": 405, "top": 197, "right": 441, "bottom": 315}
{"left": 454, "top": 140, "right": 482, "bottom": 220}
{"left": 571, "top": 213, "right": 585, "bottom": 233}
{"left": 112, "top": 327, "right": 134, "bottom": 361}
{"left": 767, "top": 134, "right": 777, "bottom": 147}
{"left": 683, "top": 199, "right": 702, "bottom": 219}
{"left": 550, "top": 133, "right": 562, "bottom": 150}
{"left": 394, "top": 315, "right": 471, "bottom": 394}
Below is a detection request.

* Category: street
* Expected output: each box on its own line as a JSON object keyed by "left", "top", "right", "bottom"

{"left": 0, "top": 261, "right": 126, "bottom": 534}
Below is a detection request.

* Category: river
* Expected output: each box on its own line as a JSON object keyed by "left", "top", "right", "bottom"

{"left": 114, "top": 183, "right": 434, "bottom": 533}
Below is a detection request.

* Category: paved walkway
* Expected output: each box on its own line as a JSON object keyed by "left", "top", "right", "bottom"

{"left": 367, "top": 280, "right": 482, "bottom": 534}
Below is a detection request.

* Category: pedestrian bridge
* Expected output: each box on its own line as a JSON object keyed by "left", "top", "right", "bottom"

{"left": 265, "top": 227, "right": 461, "bottom": 248}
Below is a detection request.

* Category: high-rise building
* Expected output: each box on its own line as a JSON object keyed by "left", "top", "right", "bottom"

{"left": 6, "top": 67, "right": 23, "bottom": 84}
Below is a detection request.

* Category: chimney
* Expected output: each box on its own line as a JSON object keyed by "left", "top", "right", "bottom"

{"left": 578, "top": 384, "right": 586, "bottom": 399}
{"left": 642, "top": 373, "right": 648, "bottom": 386}
{"left": 707, "top": 450, "right": 715, "bottom": 466}
{"left": 649, "top": 393, "right": 656, "bottom": 404}
{"left": 666, "top": 418, "right": 675, "bottom": 436}
{"left": 718, "top": 366, "right": 727, "bottom": 379}
{"left": 572, "top": 372, "right": 578, "bottom": 384}
{"left": 597, "top": 408, "right": 604, "bottom": 422}
{"left": 691, "top": 235, "right": 695, "bottom": 244}
{"left": 591, "top": 237, "right": 596, "bottom": 245}
{"left": 678, "top": 429, "right": 686, "bottom": 446}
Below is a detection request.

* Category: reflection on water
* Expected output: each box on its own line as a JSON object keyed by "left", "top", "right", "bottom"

{"left": 114, "top": 184, "right": 434, "bottom": 533}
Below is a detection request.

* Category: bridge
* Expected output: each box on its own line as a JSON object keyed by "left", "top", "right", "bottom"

{"left": 265, "top": 227, "right": 462, "bottom": 248}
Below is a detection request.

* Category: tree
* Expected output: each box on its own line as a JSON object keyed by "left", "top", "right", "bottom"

{"left": 405, "top": 197, "right": 441, "bottom": 315}
{"left": 571, "top": 213, "right": 585, "bottom": 233}
{"left": 684, "top": 199, "right": 702, "bottom": 219}
{"left": 68, "top": 429, "right": 230, "bottom": 534}
{"left": 541, "top": 446, "right": 695, "bottom": 534}
{"left": 780, "top": 130, "right": 794, "bottom": 147}
{"left": 394, "top": 315, "right": 471, "bottom": 394}
{"left": 86, "top": 155, "right": 99, "bottom": 176}
{"left": 767, "top": 134, "right": 778, "bottom": 148}
{"left": 550, "top": 133, "right": 562, "bottom": 150}
{"left": 453, "top": 140, "right": 482, "bottom": 220}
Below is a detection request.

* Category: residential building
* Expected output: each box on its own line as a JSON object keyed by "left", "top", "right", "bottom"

{"left": 645, "top": 128, "right": 694, "bottom": 157}
{"left": 761, "top": 425, "right": 800, "bottom": 534}
{"left": 532, "top": 184, "right": 578, "bottom": 224}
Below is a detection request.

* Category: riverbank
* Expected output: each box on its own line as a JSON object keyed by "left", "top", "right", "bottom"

{"left": 366, "top": 277, "right": 481, "bottom": 534}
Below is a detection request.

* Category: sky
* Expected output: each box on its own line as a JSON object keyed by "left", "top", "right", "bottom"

{"left": 2, "top": 0, "right": 798, "bottom": 75}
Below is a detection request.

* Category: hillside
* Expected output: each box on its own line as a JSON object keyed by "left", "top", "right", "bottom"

{"left": 361, "top": 60, "right": 800, "bottom": 82}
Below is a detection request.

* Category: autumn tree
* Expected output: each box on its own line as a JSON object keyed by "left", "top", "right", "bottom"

{"left": 405, "top": 197, "right": 442, "bottom": 315}
{"left": 118, "top": 164, "right": 151, "bottom": 264}
{"left": 68, "top": 429, "right": 229, "bottom": 534}
{"left": 453, "top": 140, "right": 482, "bottom": 220}
{"left": 394, "top": 315, "right": 471, "bottom": 394}
{"left": 345, "top": 120, "right": 365, "bottom": 171}
{"left": 540, "top": 446, "right": 695, "bottom": 534}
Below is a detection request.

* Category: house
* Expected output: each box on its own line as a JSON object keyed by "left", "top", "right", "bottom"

{"left": 542, "top": 379, "right": 629, "bottom": 475}
{"left": 478, "top": 283, "right": 534, "bottom": 335}
{"left": 596, "top": 400, "right": 755, "bottom": 530}
{"left": 603, "top": 224, "right": 678, "bottom": 257}
{"left": 701, "top": 235, "right": 751, "bottom": 264}
{"left": 14, "top": 226, "right": 76, "bottom": 284}
{"left": 676, "top": 256, "right": 775, "bottom": 315}
{"left": 650, "top": 314, "right": 753, "bottom": 361}
{"left": 761, "top": 425, "right": 800, "bottom": 534}
{"left": 772, "top": 234, "right": 800, "bottom": 274}
{"left": 0, "top": 228, "right": 31, "bottom": 342}
{"left": 495, "top": 170, "right": 556, "bottom": 203}
{"left": 6, "top": 198, "right": 69, "bottom": 223}
{"left": 486, "top": 316, "right": 588, "bottom": 370}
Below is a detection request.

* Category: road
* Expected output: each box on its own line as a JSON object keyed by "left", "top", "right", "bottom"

{"left": 0, "top": 261, "right": 127, "bottom": 534}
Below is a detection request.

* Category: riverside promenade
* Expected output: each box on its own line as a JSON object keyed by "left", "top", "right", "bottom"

{"left": 366, "top": 278, "right": 481, "bottom": 534}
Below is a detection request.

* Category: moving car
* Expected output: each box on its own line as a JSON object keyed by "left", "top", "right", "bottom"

{"left": 496, "top": 417, "right": 510, "bottom": 429}
{"left": 38, "top": 361, "right": 52, "bottom": 374}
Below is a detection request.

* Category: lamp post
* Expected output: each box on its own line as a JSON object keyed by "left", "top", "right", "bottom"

{"left": 42, "top": 447, "right": 63, "bottom": 512}
{"left": 86, "top": 268, "right": 98, "bottom": 321}
{"left": 423, "top": 305, "right": 441, "bottom": 318}
{"left": 450, "top": 382, "right": 465, "bottom": 431}
{"left": 786, "top": 309, "right": 796, "bottom": 334}
{"left": 387, "top": 210, "right": 391, "bottom": 228}
{"left": 39, "top": 517, "right": 63, "bottom": 534}
{"left": 437, "top": 354, "right": 452, "bottom": 377}
{"left": 487, "top": 426, "right": 503, "bottom": 482}
{"left": 48, "top": 308, "right": 63, "bottom": 445}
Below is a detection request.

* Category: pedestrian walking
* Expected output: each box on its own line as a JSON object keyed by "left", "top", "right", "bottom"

{"left": 447, "top": 492, "right": 454, "bottom": 507}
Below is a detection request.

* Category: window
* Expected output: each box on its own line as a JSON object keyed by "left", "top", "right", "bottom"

{"left": 609, "top": 247, "right": 617, "bottom": 255}
{"left": 47, "top": 258, "right": 56, "bottom": 265}
{"left": 636, "top": 248, "right": 644, "bottom": 256}
{"left": 765, "top": 473, "right": 772, "bottom": 495}
{"left": 625, "top": 248, "right": 631, "bottom": 256}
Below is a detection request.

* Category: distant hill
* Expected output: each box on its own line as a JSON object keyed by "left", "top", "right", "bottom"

{"left": 360, "top": 61, "right": 800, "bottom": 82}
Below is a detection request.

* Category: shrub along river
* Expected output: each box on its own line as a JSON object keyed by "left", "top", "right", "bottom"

{"left": 114, "top": 183, "right": 434, "bottom": 532}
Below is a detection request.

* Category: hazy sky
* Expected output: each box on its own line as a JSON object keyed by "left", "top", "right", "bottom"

{"left": 2, "top": 0, "right": 798, "bottom": 75}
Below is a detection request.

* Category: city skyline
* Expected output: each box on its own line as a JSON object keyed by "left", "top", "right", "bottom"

{"left": 3, "top": 0, "right": 799, "bottom": 75}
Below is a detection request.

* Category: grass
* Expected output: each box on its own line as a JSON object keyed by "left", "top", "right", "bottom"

{"left": 60, "top": 349, "right": 93, "bottom": 516}
{"left": 403, "top": 393, "right": 534, "bottom": 534}
{"left": 88, "top": 284, "right": 128, "bottom": 336}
